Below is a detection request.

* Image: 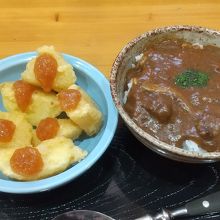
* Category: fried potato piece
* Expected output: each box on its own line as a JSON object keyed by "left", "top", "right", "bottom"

{"left": 0, "top": 112, "right": 32, "bottom": 149}
{"left": 21, "top": 45, "right": 76, "bottom": 92}
{"left": 57, "top": 119, "right": 82, "bottom": 139}
{"left": 64, "top": 85, "right": 102, "bottom": 136}
{"left": 0, "top": 82, "right": 62, "bottom": 126}
{"left": 32, "top": 119, "right": 82, "bottom": 146}
{"left": 0, "top": 137, "right": 87, "bottom": 181}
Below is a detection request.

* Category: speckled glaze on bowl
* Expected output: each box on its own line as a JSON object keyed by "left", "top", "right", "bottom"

{"left": 110, "top": 25, "right": 220, "bottom": 163}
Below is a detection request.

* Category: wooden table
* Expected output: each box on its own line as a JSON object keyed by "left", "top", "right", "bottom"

{"left": 0, "top": 0, "right": 220, "bottom": 78}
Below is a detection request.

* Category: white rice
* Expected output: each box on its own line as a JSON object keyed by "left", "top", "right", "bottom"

{"left": 131, "top": 63, "right": 136, "bottom": 68}
{"left": 135, "top": 53, "right": 144, "bottom": 62}
{"left": 182, "top": 140, "right": 207, "bottom": 154}
{"left": 192, "top": 42, "right": 204, "bottom": 49}
{"left": 123, "top": 79, "right": 133, "bottom": 104}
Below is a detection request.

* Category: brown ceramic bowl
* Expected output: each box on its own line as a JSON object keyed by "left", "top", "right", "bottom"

{"left": 110, "top": 25, "right": 220, "bottom": 163}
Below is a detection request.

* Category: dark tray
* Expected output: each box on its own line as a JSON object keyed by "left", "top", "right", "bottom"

{"left": 1, "top": 120, "right": 220, "bottom": 220}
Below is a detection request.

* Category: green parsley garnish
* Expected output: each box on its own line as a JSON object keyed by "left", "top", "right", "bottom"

{"left": 175, "top": 69, "right": 209, "bottom": 88}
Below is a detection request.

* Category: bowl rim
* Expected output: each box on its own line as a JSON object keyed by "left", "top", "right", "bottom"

{"left": 0, "top": 52, "right": 118, "bottom": 194}
{"left": 110, "top": 25, "right": 220, "bottom": 161}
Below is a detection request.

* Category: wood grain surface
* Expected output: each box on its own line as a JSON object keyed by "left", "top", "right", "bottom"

{"left": 0, "top": 0, "right": 220, "bottom": 77}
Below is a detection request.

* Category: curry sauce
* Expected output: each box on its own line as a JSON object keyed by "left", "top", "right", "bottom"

{"left": 124, "top": 36, "right": 220, "bottom": 152}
